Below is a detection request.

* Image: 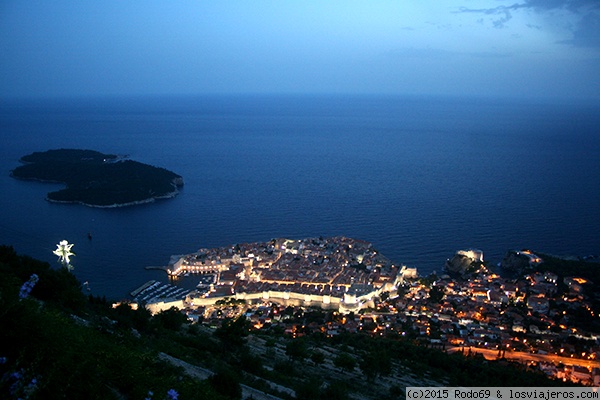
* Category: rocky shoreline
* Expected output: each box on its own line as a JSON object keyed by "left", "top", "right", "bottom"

{"left": 45, "top": 186, "right": 181, "bottom": 208}
{"left": 11, "top": 149, "right": 184, "bottom": 208}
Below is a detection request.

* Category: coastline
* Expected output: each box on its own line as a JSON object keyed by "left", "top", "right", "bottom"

{"left": 45, "top": 188, "right": 181, "bottom": 208}
{"left": 9, "top": 172, "right": 64, "bottom": 185}
{"left": 13, "top": 173, "right": 181, "bottom": 208}
{"left": 11, "top": 156, "right": 183, "bottom": 208}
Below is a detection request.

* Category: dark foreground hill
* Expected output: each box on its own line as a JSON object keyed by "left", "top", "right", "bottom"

{"left": 0, "top": 245, "right": 564, "bottom": 400}
{"left": 10, "top": 149, "right": 183, "bottom": 207}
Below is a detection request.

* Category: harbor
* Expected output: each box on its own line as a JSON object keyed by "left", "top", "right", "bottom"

{"left": 130, "top": 280, "right": 190, "bottom": 305}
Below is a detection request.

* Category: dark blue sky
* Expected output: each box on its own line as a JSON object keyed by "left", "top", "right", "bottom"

{"left": 1, "top": 0, "right": 599, "bottom": 100}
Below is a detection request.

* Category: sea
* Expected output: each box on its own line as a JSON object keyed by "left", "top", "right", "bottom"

{"left": 1, "top": 94, "right": 599, "bottom": 300}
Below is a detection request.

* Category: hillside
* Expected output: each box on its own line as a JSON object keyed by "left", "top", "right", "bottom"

{"left": 0, "top": 245, "right": 564, "bottom": 400}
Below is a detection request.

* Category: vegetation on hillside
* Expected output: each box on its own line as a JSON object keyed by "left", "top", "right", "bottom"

{"left": 0, "top": 245, "right": 567, "bottom": 400}
{"left": 10, "top": 149, "right": 183, "bottom": 207}
{"left": 0, "top": 245, "right": 221, "bottom": 399}
{"left": 534, "top": 253, "right": 600, "bottom": 332}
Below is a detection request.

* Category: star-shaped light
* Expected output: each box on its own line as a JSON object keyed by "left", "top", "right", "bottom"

{"left": 53, "top": 240, "right": 75, "bottom": 267}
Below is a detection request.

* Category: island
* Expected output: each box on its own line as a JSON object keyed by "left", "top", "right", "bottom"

{"left": 10, "top": 149, "right": 184, "bottom": 207}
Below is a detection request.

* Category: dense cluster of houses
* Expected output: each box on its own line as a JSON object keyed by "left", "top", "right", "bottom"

{"left": 132, "top": 241, "right": 600, "bottom": 385}
{"left": 170, "top": 236, "right": 396, "bottom": 287}
{"left": 159, "top": 237, "right": 407, "bottom": 313}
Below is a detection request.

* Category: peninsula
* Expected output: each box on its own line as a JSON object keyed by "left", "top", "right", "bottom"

{"left": 11, "top": 149, "right": 184, "bottom": 207}
{"left": 136, "top": 236, "right": 414, "bottom": 314}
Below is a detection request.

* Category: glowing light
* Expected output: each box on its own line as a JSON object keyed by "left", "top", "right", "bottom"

{"left": 53, "top": 240, "right": 75, "bottom": 270}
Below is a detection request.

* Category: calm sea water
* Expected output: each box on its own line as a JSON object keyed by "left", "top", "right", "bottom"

{"left": 1, "top": 95, "right": 599, "bottom": 299}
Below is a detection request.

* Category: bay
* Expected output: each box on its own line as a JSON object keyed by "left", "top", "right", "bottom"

{"left": 1, "top": 94, "right": 599, "bottom": 299}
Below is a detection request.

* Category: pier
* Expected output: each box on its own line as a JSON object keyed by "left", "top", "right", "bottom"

{"left": 144, "top": 264, "right": 224, "bottom": 285}
{"left": 144, "top": 266, "right": 171, "bottom": 274}
{"left": 144, "top": 264, "right": 223, "bottom": 277}
{"left": 162, "top": 255, "right": 232, "bottom": 277}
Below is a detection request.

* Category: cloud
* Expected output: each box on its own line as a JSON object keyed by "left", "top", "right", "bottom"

{"left": 558, "top": 11, "right": 600, "bottom": 47}
{"left": 457, "top": 0, "right": 599, "bottom": 23}
{"left": 524, "top": 0, "right": 599, "bottom": 12}
{"left": 457, "top": 0, "right": 600, "bottom": 48}
{"left": 456, "top": 4, "right": 526, "bottom": 29}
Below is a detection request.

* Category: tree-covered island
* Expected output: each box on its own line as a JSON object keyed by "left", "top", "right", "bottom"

{"left": 10, "top": 149, "right": 184, "bottom": 208}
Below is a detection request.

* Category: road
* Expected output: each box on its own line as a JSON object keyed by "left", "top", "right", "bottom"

{"left": 447, "top": 346, "right": 600, "bottom": 369}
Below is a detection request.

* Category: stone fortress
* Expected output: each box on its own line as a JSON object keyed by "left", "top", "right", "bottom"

{"left": 133, "top": 237, "right": 417, "bottom": 314}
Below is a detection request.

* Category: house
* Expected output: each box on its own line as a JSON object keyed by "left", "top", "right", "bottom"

{"left": 503, "top": 283, "right": 518, "bottom": 298}
{"left": 219, "top": 269, "right": 238, "bottom": 285}
{"left": 593, "top": 368, "right": 600, "bottom": 386}
{"left": 571, "top": 366, "right": 591, "bottom": 383}
{"left": 527, "top": 295, "right": 549, "bottom": 314}
{"left": 487, "top": 290, "right": 508, "bottom": 305}
{"left": 446, "top": 335, "right": 465, "bottom": 345}
{"left": 564, "top": 277, "right": 586, "bottom": 294}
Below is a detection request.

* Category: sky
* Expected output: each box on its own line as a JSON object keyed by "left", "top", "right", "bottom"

{"left": 1, "top": 0, "right": 599, "bottom": 100}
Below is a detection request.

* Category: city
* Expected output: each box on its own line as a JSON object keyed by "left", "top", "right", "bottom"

{"left": 130, "top": 237, "right": 600, "bottom": 386}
